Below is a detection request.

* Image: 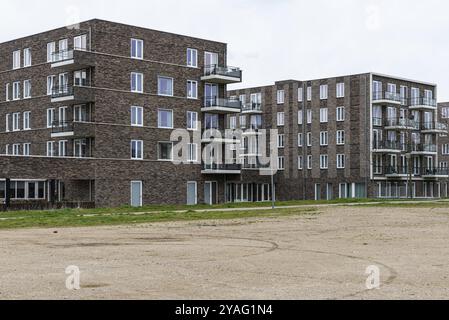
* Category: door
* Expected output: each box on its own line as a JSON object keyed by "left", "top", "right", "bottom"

{"left": 204, "top": 83, "right": 218, "bottom": 107}
{"left": 373, "top": 81, "right": 382, "bottom": 99}
{"left": 204, "top": 181, "right": 217, "bottom": 205}
{"left": 130, "top": 181, "right": 142, "bottom": 207}
{"left": 187, "top": 182, "right": 197, "bottom": 205}
{"left": 326, "top": 184, "right": 333, "bottom": 200}
{"left": 59, "top": 73, "right": 69, "bottom": 93}
{"left": 315, "top": 184, "right": 321, "bottom": 201}
{"left": 204, "top": 51, "right": 219, "bottom": 73}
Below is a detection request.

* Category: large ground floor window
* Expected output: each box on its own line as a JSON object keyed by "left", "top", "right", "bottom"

{"left": 226, "top": 183, "right": 274, "bottom": 203}
{"left": 0, "top": 180, "right": 46, "bottom": 200}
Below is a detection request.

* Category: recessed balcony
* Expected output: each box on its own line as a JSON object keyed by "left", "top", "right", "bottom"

{"left": 50, "top": 121, "right": 96, "bottom": 139}
{"left": 385, "top": 118, "right": 417, "bottom": 131}
{"left": 384, "top": 166, "right": 409, "bottom": 179}
{"left": 242, "top": 102, "right": 263, "bottom": 114}
{"left": 51, "top": 85, "right": 94, "bottom": 104}
{"left": 201, "top": 97, "right": 242, "bottom": 114}
{"left": 421, "top": 122, "right": 448, "bottom": 134}
{"left": 201, "top": 163, "right": 242, "bottom": 175}
{"left": 201, "top": 129, "right": 241, "bottom": 144}
{"left": 201, "top": 65, "right": 242, "bottom": 84}
{"left": 410, "top": 144, "right": 437, "bottom": 155}
{"left": 372, "top": 91, "right": 402, "bottom": 105}
{"left": 50, "top": 49, "right": 96, "bottom": 71}
{"left": 422, "top": 167, "right": 449, "bottom": 179}
{"left": 372, "top": 141, "right": 403, "bottom": 153}
{"left": 409, "top": 97, "right": 437, "bottom": 111}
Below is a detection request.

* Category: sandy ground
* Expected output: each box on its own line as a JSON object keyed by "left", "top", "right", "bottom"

{"left": 1, "top": 206, "right": 449, "bottom": 300}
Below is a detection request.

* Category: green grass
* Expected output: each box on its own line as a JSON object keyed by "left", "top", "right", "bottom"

{"left": 353, "top": 201, "right": 449, "bottom": 208}
{"left": 0, "top": 206, "right": 318, "bottom": 230}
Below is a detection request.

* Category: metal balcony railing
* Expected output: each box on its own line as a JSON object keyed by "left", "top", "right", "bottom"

{"left": 422, "top": 122, "right": 448, "bottom": 131}
{"left": 385, "top": 117, "right": 417, "bottom": 128}
{"left": 242, "top": 102, "right": 262, "bottom": 112}
{"left": 373, "top": 140, "right": 402, "bottom": 151}
{"left": 204, "top": 65, "right": 242, "bottom": 79}
{"left": 51, "top": 47, "right": 87, "bottom": 63}
{"left": 202, "top": 163, "right": 242, "bottom": 171}
{"left": 410, "top": 144, "right": 437, "bottom": 153}
{"left": 51, "top": 120, "right": 74, "bottom": 134}
{"left": 372, "top": 117, "right": 383, "bottom": 126}
{"left": 384, "top": 166, "right": 409, "bottom": 175}
{"left": 373, "top": 91, "right": 402, "bottom": 103}
{"left": 51, "top": 82, "right": 91, "bottom": 99}
{"left": 409, "top": 97, "right": 437, "bottom": 107}
{"left": 422, "top": 167, "right": 449, "bottom": 176}
{"left": 204, "top": 97, "right": 242, "bottom": 110}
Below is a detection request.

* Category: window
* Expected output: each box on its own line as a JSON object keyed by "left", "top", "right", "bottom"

{"left": 12, "top": 144, "right": 20, "bottom": 156}
{"left": 58, "top": 107, "right": 67, "bottom": 126}
{"left": 337, "top": 154, "right": 345, "bottom": 169}
{"left": 320, "top": 131, "right": 328, "bottom": 146}
{"left": 307, "top": 109, "right": 312, "bottom": 124}
{"left": 239, "top": 94, "right": 246, "bottom": 105}
{"left": 337, "top": 130, "right": 345, "bottom": 145}
{"left": 187, "top": 80, "right": 198, "bottom": 99}
{"left": 187, "top": 111, "right": 198, "bottom": 130}
{"left": 23, "top": 111, "right": 30, "bottom": 130}
{"left": 230, "top": 116, "right": 237, "bottom": 129}
{"left": 74, "top": 139, "right": 87, "bottom": 158}
{"left": 12, "top": 82, "right": 20, "bottom": 100}
{"left": 23, "top": 80, "right": 31, "bottom": 99}
{"left": 158, "top": 76, "right": 173, "bottom": 96}
{"left": 298, "top": 110, "right": 303, "bottom": 125}
{"left": 240, "top": 115, "right": 247, "bottom": 129}
{"left": 5, "top": 144, "right": 9, "bottom": 155}
{"left": 13, "top": 50, "right": 20, "bottom": 69}
{"left": 131, "top": 140, "right": 143, "bottom": 160}
{"left": 277, "top": 90, "right": 285, "bottom": 104}
{"left": 47, "top": 75, "right": 55, "bottom": 95}
{"left": 23, "top": 143, "right": 30, "bottom": 156}
{"left": 320, "top": 155, "right": 328, "bottom": 169}
{"left": 298, "top": 156, "right": 303, "bottom": 170}
{"left": 12, "top": 113, "right": 20, "bottom": 131}
{"left": 131, "top": 72, "right": 143, "bottom": 93}
{"left": 158, "top": 109, "right": 173, "bottom": 128}
{"left": 74, "top": 34, "right": 87, "bottom": 51}
{"left": 277, "top": 134, "right": 285, "bottom": 148}
{"left": 277, "top": 156, "right": 285, "bottom": 170}
{"left": 47, "top": 42, "right": 56, "bottom": 62}
{"left": 58, "top": 140, "right": 67, "bottom": 157}
{"left": 298, "top": 87, "right": 303, "bottom": 102}
{"left": 188, "top": 143, "right": 197, "bottom": 162}
{"left": 387, "top": 83, "right": 396, "bottom": 93}
{"left": 73, "top": 105, "right": 87, "bottom": 122}
{"left": 47, "top": 108, "right": 55, "bottom": 128}
{"left": 74, "top": 70, "right": 87, "bottom": 86}
{"left": 307, "top": 132, "right": 312, "bottom": 147}
{"left": 187, "top": 48, "right": 198, "bottom": 68}
{"left": 336, "top": 83, "right": 345, "bottom": 98}
{"left": 443, "top": 144, "right": 449, "bottom": 155}
{"left": 307, "top": 155, "right": 312, "bottom": 169}
{"left": 320, "top": 108, "right": 328, "bottom": 123}
{"left": 59, "top": 39, "right": 68, "bottom": 55}
{"left": 131, "top": 39, "right": 143, "bottom": 59}
{"left": 442, "top": 107, "right": 449, "bottom": 119}
{"left": 298, "top": 133, "right": 303, "bottom": 147}
{"left": 400, "top": 85, "right": 408, "bottom": 104}
{"left": 320, "top": 85, "right": 328, "bottom": 100}
{"left": 5, "top": 83, "right": 10, "bottom": 101}
{"left": 131, "top": 106, "right": 143, "bottom": 126}
{"left": 336, "top": 106, "right": 345, "bottom": 122}
{"left": 307, "top": 86, "right": 312, "bottom": 101}
{"left": 277, "top": 112, "right": 285, "bottom": 126}
{"left": 5, "top": 114, "right": 10, "bottom": 132}
{"left": 46, "top": 141, "right": 55, "bottom": 157}
{"left": 158, "top": 142, "right": 173, "bottom": 160}
{"left": 23, "top": 48, "right": 31, "bottom": 67}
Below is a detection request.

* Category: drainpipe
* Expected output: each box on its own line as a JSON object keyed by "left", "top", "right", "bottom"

{"left": 5, "top": 178, "right": 10, "bottom": 210}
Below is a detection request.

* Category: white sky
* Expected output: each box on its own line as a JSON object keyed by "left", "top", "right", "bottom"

{"left": 2, "top": 0, "right": 449, "bottom": 100}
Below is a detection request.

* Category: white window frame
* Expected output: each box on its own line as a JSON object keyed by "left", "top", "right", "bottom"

{"left": 307, "top": 155, "right": 312, "bottom": 170}
{"left": 131, "top": 106, "right": 144, "bottom": 127}
{"left": 277, "top": 90, "right": 285, "bottom": 104}
{"left": 47, "top": 75, "right": 55, "bottom": 95}
{"left": 320, "top": 108, "right": 328, "bottom": 123}
{"left": 307, "top": 132, "right": 312, "bottom": 147}
{"left": 277, "top": 134, "right": 285, "bottom": 148}
{"left": 131, "top": 72, "right": 143, "bottom": 93}
{"left": 157, "top": 76, "right": 174, "bottom": 96}
{"left": 58, "top": 140, "right": 67, "bottom": 157}
{"left": 298, "top": 156, "right": 303, "bottom": 170}
{"left": 5, "top": 114, "right": 10, "bottom": 132}
{"left": 188, "top": 143, "right": 198, "bottom": 162}
{"left": 187, "top": 80, "right": 198, "bottom": 99}
{"left": 307, "top": 109, "right": 312, "bottom": 124}
{"left": 277, "top": 112, "right": 285, "bottom": 126}
{"left": 23, "top": 111, "right": 31, "bottom": 130}
{"left": 74, "top": 34, "right": 87, "bottom": 51}
{"left": 320, "top": 84, "right": 328, "bottom": 100}
{"left": 337, "top": 154, "right": 346, "bottom": 169}
{"left": 12, "top": 81, "right": 20, "bottom": 100}
{"left": 23, "top": 80, "right": 31, "bottom": 99}
{"left": 12, "top": 113, "right": 20, "bottom": 131}
{"left": 320, "top": 131, "right": 328, "bottom": 146}
{"left": 307, "top": 86, "right": 312, "bottom": 101}
{"left": 46, "top": 141, "right": 55, "bottom": 157}
{"left": 298, "top": 110, "right": 303, "bottom": 125}
{"left": 23, "top": 48, "right": 32, "bottom": 67}
{"left": 131, "top": 38, "right": 144, "bottom": 59}
{"left": 23, "top": 143, "right": 31, "bottom": 156}
{"left": 230, "top": 116, "right": 237, "bottom": 129}
{"left": 131, "top": 140, "right": 143, "bottom": 160}
{"left": 277, "top": 156, "right": 285, "bottom": 171}
{"left": 158, "top": 142, "right": 174, "bottom": 161}
{"left": 5, "top": 83, "right": 10, "bottom": 101}
{"left": 47, "top": 42, "right": 56, "bottom": 63}
{"left": 187, "top": 111, "right": 198, "bottom": 131}
{"left": 336, "top": 83, "right": 345, "bottom": 98}
{"left": 47, "top": 108, "right": 55, "bottom": 128}
{"left": 298, "top": 133, "right": 303, "bottom": 147}
{"left": 337, "top": 130, "right": 345, "bottom": 145}
{"left": 298, "top": 87, "right": 303, "bottom": 102}
{"left": 187, "top": 48, "right": 198, "bottom": 68}
{"left": 336, "top": 106, "right": 345, "bottom": 122}
{"left": 12, "top": 144, "right": 20, "bottom": 156}
{"left": 320, "top": 154, "right": 329, "bottom": 169}
{"left": 158, "top": 109, "right": 174, "bottom": 129}
{"left": 13, "top": 50, "right": 21, "bottom": 69}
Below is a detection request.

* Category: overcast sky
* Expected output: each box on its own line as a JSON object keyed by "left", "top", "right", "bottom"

{"left": 2, "top": 0, "right": 449, "bottom": 100}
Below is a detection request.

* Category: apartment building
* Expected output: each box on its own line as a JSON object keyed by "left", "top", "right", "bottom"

{"left": 438, "top": 102, "right": 449, "bottom": 177}
{"left": 0, "top": 19, "right": 245, "bottom": 208}
{"left": 228, "top": 73, "right": 449, "bottom": 201}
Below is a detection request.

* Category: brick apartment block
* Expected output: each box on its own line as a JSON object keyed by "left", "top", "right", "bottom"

{"left": 0, "top": 19, "right": 448, "bottom": 209}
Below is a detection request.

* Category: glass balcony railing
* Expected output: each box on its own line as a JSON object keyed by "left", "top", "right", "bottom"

{"left": 373, "top": 91, "right": 402, "bottom": 103}
{"left": 204, "top": 97, "right": 242, "bottom": 110}
{"left": 204, "top": 65, "right": 242, "bottom": 79}
{"left": 409, "top": 97, "right": 437, "bottom": 108}
{"left": 242, "top": 102, "right": 262, "bottom": 112}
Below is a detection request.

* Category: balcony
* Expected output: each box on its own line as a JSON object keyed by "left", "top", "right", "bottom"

{"left": 410, "top": 144, "right": 437, "bottom": 155}
{"left": 421, "top": 122, "right": 448, "bottom": 134}
{"left": 242, "top": 102, "right": 263, "bottom": 114}
{"left": 372, "top": 117, "right": 383, "bottom": 127}
{"left": 201, "top": 97, "right": 242, "bottom": 114}
{"left": 50, "top": 49, "right": 96, "bottom": 71}
{"left": 201, "top": 65, "right": 242, "bottom": 84}
{"left": 385, "top": 118, "right": 417, "bottom": 130}
{"left": 201, "top": 129, "right": 241, "bottom": 144}
{"left": 372, "top": 140, "right": 402, "bottom": 153}
{"left": 201, "top": 163, "right": 242, "bottom": 175}
{"left": 51, "top": 85, "right": 94, "bottom": 104}
{"left": 409, "top": 97, "right": 437, "bottom": 110}
{"left": 422, "top": 167, "right": 449, "bottom": 179}
{"left": 372, "top": 91, "right": 402, "bottom": 105}
{"left": 384, "top": 166, "right": 409, "bottom": 178}
{"left": 51, "top": 121, "right": 96, "bottom": 139}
